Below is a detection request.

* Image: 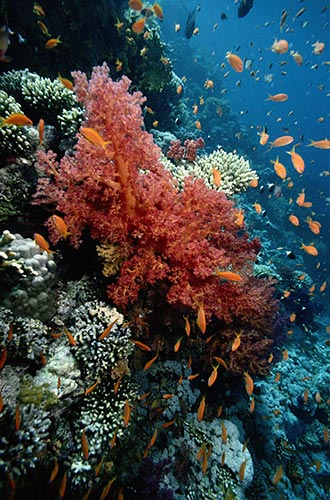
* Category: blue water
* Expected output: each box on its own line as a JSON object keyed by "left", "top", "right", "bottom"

{"left": 161, "top": 0, "right": 330, "bottom": 273}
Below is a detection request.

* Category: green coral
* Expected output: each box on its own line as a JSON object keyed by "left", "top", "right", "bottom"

{"left": 0, "top": 90, "right": 33, "bottom": 158}
{"left": 19, "top": 377, "right": 59, "bottom": 409}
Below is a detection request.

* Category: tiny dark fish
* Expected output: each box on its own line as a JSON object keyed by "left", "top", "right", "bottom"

{"left": 238, "top": 0, "right": 254, "bottom": 18}
{"left": 286, "top": 251, "right": 296, "bottom": 260}
{"left": 185, "top": 5, "right": 201, "bottom": 39}
{"left": 220, "top": 13, "right": 228, "bottom": 20}
{"left": 267, "top": 183, "right": 275, "bottom": 193}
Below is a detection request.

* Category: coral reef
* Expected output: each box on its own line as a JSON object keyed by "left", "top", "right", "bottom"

{"left": 0, "top": 231, "right": 57, "bottom": 322}
{"left": 33, "top": 64, "right": 277, "bottom": 345}
{"left": 167, "top": 137, "right": 205, "bottom": 162}
{"left": 0, "top": 90, "right": 33, "bottom": 158}
{"left": 165, "top": 146, "right": 258, "bottom": 197}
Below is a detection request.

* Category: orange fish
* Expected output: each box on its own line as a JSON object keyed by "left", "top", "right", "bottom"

{"left": 290, "top": 50, "right": 303, "bottom": 65}
{"left": 34, "top": 233, "right": 54, "bottom": 254}
{"left": 289, "top": 312, "right": 296, "bottom": 322}
{"left": 152, "top": 4, "right": 163, "bottom": 21}
{"left": 15, "top": 404, "right": 21, "bottom": 431}
{"left": 271, "top": 38, "right": 289, "bottom": 54}
{"left": 274, "top": 372, "right": 281, "bottom": 382}
{"left": 187, "top": 373, "right": 200, "bottom": 380}
{"left": 289, "top": 214, "right": 300, "bottom": 226}
{"left": 323, "top": 427, "right": 329, "bottom": 444}
{"left": 183, "top": 315, "right": 191, "bottom": 336}
{"left": 98, "top": 318, "right": 119, "bottom": 340}
{"left": 132, "top": 17, "right": 146, "bottom": 33}
{"left": 81, "top": 429, "right": 89, "bottom": 460}
{"left": 312, "top": 41, "right": 325, "bottom": 55}
{"left": 244, "top": 372, "right": 254, "bottom": 396}
{"left": 239, "top": 459, "right": 248, "bottom": 481}
{"left": 51, "top": 214, "right": 71, "bottom": 239}
{"left": 249, "top": 178, "right": 259, "bottom": 188}
{"left": 235, "top": 209, "right": 245, "bottom": 226}
{"left": 272, "top": 464, "right": 283, "bottom": 485}
{"left": 197, "top": 395, "right": 206, "bottom": 422}
{"left": 174, "top": 337, "right": 183, "bottom": 353}
{"left": 212, "top": 167, "right": 221, "bottom": 187}
{"left": 192, "top": 103, "right": 198, "bottom": 114}
{"left": 110, "top": 427, "right": 118, "bottom": 449}
{"left": 208, "top": 364, "right": 219, "bottom": 387}
{"left": 38, "top": 118, "right": 45, "bottom": 145}
{"left": 282, "top": 349, "right": 289, "bottom": 361}
{"left": 143, "top": 352, "right": 159, "bottom": 370}
{"left": 305, "top": 217, "right": 321, "bottom": 235}
{"left": 231, "top": 332, "right": 241, "bottom": 351}
{"left": 115, "top": 58, "right": 123, "bottom": 72}
{"left": 45, "top": 36, "right": 62, "bottom": 49}
{"left": 197, "top": 303, "right": 206, "bottom": 334}
{"left": 266, "top": 93, "right": 288, "bottom": 102}
{"left": 283, "top": 290, "right": 291, "bottom": 298}
{"left": 0, "top": 348, "right": 8, "bottom": 369}
{"left": 315, "top": 392, "right": 322, "bottom": 404}
{"left": 49, "top": 459, "right": 59, "bottom": 483}
{"left": 162, "top": 393, "right": 173, "bottom": 399}
{"left": 320, "top": 281, "right": 327, "bottom": 293}
{"left": 271, "top": 156, "right": 287, "bottom": 179}
{"left": 0, "top": 113, "right": 33, "bottom": 127}
{"left": 81, "top": 127, "right": 111, "bottom": 150}
{"left": 296, "top": 191, "right": 305, "bottom": 206}
{"left": 253, "top": 202, "right": 262, "bottom": 214}
{"left": 64, "top": 326, "right": 76, "bottom": 346}
{"left": 148, "top": 428, "right": 158, "bottom": 448}
{"left": 249, "top": 396, "right": 255, "bottom": 413}
{"left": 177, "top": 84, "right": 183, "bottom": 94}
{"left": 58, "top": 472, "right": 67, "bottom": 499}
{"left": 301, "top": 243, "right": 318, "bottom": 256}
{"left": 85, "top": 380, "right": 99, "bottom": 395}
{"left": 258, "top": 128, "right": 269, "bottom": 145}
{"left": 213, "top": 356, "right": 228, "bottom": 370}
{"left": 99, "top": 477, "right": 117, "bottom": 500}
{"left": 215, "top": 270, "right": 242, "bottom": 282}
{"left": 162, "top": 419, "right": 175, "bottom": 428}
{"left": 33, "top": 2, "right": 46, "bottom": 17}
{"left": 123, "top": 400, "right": 132, "bottom": 427}
{"left": 37, "top": 20, "right": 51, "bottom": 36}
{"left": 58, "top": 75, "right": 73, "bottom": 90}
{"left": 226, "top": 52, "right": 243, "bottom": 72}
{"left": 40, "top": 351, "right": 47, "bottom": 366}
{"left": 221, "top": 421, "right": 228, "bottom": 444}
{"left": 129, "top": 0, "right": 143, "bottom": 10}
{"left": 131, "top": 339, "right": 152, "bottom": 351}
{"left": 307, "top": 139, "right": 330, "bottom": 149}
{"left": 195, "top": 119, "right": 202, "bottom": 130}
{"left": 204, "top": 79, "right": 214, "bottom": 89}
{"left": 114, "top": 376, "right": 122, "bottom": 395}
{"left": 286, "top": 145, "right": 305, "bottom": 174}
{"left": 269, "top": 135, "right": 294, "bottom": 149}
{"left": 94, "top": 457, "right": 104, "bottom": 478}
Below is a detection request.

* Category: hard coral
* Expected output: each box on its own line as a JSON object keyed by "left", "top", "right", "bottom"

{"left": 33, "top": 63, "right": 277, "bottom": 332}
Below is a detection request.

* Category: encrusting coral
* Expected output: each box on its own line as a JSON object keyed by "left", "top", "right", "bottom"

{"left": 33, "top": 63, "right": 277, "bottom": 348}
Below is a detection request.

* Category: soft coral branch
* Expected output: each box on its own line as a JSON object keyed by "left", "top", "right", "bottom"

{"left": 33, "top": 63, "right": 277, "bottom": 334}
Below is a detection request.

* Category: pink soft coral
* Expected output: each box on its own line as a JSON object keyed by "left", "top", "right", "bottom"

{"left": 34, "top": 63, "right": 277, "bottom": 331}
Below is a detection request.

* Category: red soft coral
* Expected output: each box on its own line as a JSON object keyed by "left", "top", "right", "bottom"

{"left": 33, "top": 63, "right": 277, "bottom": 333}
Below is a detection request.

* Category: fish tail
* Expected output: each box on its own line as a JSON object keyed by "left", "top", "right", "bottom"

{"left": 306, "top": 140, "right": 314, "bottom": 147}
